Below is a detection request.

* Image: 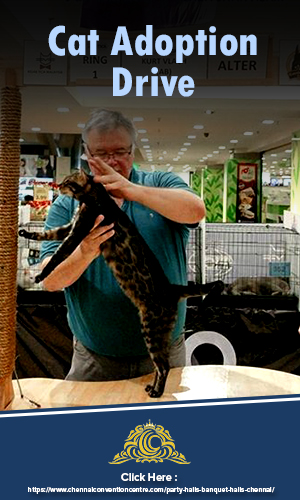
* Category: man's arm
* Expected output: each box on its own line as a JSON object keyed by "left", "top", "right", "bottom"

{"left": 91, "top": 158, "right": 205, "bottom": 224}
{"left": 41, "top": 215, "right": 114, "bottom": 291}
{"left": 127, "top": 185, "right": 205, "bottom": 224}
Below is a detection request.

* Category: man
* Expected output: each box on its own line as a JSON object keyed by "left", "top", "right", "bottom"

{"left": 40, "top": 109, "right": 205, "bottom": 381}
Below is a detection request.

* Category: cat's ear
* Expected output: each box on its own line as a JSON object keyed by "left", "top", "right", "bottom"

{"left": 79, "top": 169, "right": 89, "bottom": 182}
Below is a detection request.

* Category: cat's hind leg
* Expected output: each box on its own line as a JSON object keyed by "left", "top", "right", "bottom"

{"left": 145, "top": 354, "right": 169, "bottom": 398}
{"left": 142, "top": 309, "right": 176, "bottom": 398}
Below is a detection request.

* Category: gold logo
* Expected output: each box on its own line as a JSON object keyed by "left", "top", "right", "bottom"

{"left": 109, "top": 420, "right": 190, "bottom": 464}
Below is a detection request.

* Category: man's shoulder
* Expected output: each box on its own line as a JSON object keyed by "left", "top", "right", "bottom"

{"left": 54, "top": 194, "right": 77, "bottom": 207}
{"left": 52, "top": 194, "right": 79, "bottom": 214}
{"left": 45, "top": 195, "right": 78, "bottom": 228}
{"left": 132, "top": 169, "right": 186, "bottom": 188}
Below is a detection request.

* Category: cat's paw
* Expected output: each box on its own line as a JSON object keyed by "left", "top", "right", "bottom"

{"left": 145, "top": 385, "right": 162, "bottom": 398}
{"left": 213, "top": 280, "right": 225, "bottom": 292}
{"left": 207, "top": 280, "right": 224, "bottom": 296}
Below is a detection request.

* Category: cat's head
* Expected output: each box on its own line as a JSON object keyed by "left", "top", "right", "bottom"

{"left": 59, "top": 170, "right": 91, "bottom": 199}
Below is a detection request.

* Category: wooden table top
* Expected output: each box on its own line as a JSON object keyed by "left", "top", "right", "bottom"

{"left": 5, "top": 365, "right": 300, "bottom": 411}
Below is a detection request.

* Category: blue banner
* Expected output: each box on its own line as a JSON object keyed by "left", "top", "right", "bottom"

{"left": 1, "top": 396, "right": 299, "bottom": 498}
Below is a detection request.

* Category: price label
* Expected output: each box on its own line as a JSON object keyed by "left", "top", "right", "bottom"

{"left": 269, "top": 262, "right": 291, "bottom": 278}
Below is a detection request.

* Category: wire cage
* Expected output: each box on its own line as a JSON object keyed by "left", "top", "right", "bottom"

{"left": 18, "top": 221, "right": 45, "bottom": 290}
{"left": 18, "top": 220, "right": 300, "bottom": 299}
{"left": 187, "top": 223, "right": 300, "bottom": 300}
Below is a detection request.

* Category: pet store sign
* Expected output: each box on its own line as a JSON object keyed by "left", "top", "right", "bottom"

{"left": 280, "top": 41, "right": 300, "bottom": 85}
{"left": 236, "top": 163, "right": 258, "bottom": 223}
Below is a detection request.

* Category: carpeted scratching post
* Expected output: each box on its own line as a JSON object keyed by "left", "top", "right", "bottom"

{"left": 0, "top": 72, "right": 22, "bottom": 409}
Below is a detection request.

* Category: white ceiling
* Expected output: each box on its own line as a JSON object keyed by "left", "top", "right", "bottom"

{"left": 0, "top": 0, "right": 299, "bottom": 174}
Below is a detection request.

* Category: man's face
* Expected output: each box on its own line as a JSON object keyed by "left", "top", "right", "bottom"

{"left": 85, "top": 127, "right": 134, "bottom": 179}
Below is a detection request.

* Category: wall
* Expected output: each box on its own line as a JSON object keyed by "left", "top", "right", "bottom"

{"left": 291, "top": 132, "right": 300, "bottom": 215}
{"left": 176, "top": 171, "right": 190, "bottom": 184}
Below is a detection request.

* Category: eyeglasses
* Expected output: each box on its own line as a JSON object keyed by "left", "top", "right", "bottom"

{"left": 83, "top": 143, "right": 132, "bottom": 161}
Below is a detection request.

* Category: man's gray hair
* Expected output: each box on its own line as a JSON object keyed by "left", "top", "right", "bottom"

{"left": 82, "top": 109, "right": 137, "bottom": 148}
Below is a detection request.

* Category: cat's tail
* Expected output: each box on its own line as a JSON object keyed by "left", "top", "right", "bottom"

{"left": 172, "top": 280, "right": 224, "bottom": 301}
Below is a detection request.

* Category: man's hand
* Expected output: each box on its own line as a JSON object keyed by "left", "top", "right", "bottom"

{"left": 78, "top": 214, "right": 115, "bottom": 260}
{"left": 41, "top": 214, "right": 115, "bottom": 292}
{"left": 89, "top": 158, "right": 137, "bottom": 201}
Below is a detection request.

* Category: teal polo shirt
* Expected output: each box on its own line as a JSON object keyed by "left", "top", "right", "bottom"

{"left": 40, "top": 169, "right": 194, "bottom": 357}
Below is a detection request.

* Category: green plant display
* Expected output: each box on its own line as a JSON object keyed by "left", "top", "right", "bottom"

{"left": 191, "top": 172, "right": 201, "bottom": 197}
{"left": 203, "top": 167, "right": 223, "bottom": 222}
{"left": 291, "top": 133, "right": 300, "bottom": 213}
{"left": 225, "top": 159, "right": 237, "bottom": 222}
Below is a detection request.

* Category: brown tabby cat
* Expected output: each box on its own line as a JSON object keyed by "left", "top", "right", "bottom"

{"left": 19, "top": 171, "right": 224, "bottom": 397}
{"left": 227, "top": 277, "right": 290, "bottom": 296}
